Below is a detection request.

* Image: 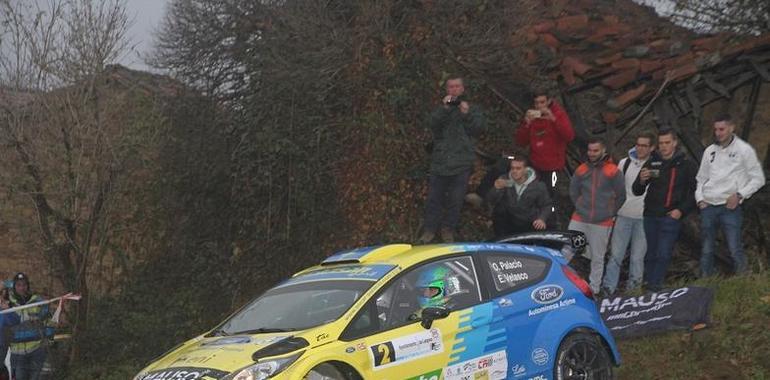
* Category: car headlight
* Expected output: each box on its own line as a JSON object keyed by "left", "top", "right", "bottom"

{"left": 222, "top": 352, "right": 303, "bottom": 380}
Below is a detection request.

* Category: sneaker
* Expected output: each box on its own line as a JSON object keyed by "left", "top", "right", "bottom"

{"left": 440, "top": 228, "right": 455, "bottom": 243}
{"left": 597, "top": 287, "right": 613, "bottom": 299}
{"left": 464, "top": 193, "right": 483, "bottom": 209}
{"left": 418, "top": 231, "right": 435, "bottom": 244}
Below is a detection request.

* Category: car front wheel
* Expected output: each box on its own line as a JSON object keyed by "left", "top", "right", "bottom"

{"left": 554, "top": 332, "right": 615, "bottom": 380}
{"left": 303, "top": 363, "right": 348, "bottom": 380}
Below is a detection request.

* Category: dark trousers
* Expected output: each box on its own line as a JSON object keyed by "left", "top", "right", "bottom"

{"left": 477, "top": 158, "right": 509, "bottom": 199}
{"left": 535, "top": 168, "right": 570, "bottom": 230}
{"left": 643, "top": 216, "right": 682, "bottom": 289}
{"left": 423, "top": 170, "right": 471, "bottom": 233}
{"left": 11, "top": 347, "right": 47, "bottom": 380}
{"left": 492, "top": 213, "right": 534, "bottom": 239}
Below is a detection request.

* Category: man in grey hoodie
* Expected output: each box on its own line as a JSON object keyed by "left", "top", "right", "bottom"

{"left": 485, "top": 155, "right": 552, "bottom": 239}
{"left": 601, "top": 131, "right": 655, "bottom": 296}
{"left": 568, "top": 137, "right": 626, "bottom": 294}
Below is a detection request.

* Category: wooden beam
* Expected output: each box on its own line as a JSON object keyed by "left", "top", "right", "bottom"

{"left": 750, "top": 59, "right": 770, "bottom": 81}
{"left": 741, "top": 79, "right": 762, "bottom": 140}
{"left": 703, "top": 74, "right": 731, "bottom": 98}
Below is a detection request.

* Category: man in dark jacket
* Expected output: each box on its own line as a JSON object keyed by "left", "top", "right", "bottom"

{"left": 568, "top": 137, "right": 626, "bottom": 294}
{"left": 632, "top": 128, "right": 697, "bottom": 291}
{"left": 485, "top": 155, "right": 552, "bottom": 239}
{"left": 419, "top": 77, "right": 485, "bottom": 243}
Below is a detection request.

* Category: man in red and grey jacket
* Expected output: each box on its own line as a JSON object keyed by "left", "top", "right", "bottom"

{"left": 567, "top": 137, "right": 626, "bottom": 294}
{"left": 515, "top": 89, "right": 575, "bottom": 228}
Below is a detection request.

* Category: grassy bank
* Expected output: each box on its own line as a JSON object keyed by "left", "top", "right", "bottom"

{"left": 615, "top": 272, "right": 770, "bottom": 379}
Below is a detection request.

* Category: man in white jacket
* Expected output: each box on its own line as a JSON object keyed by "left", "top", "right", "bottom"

{"left": 601, "top": 131, "right": 655, "bottom": 296}
{"left": 696, "top": 114, "right": 766, "bottom": 276}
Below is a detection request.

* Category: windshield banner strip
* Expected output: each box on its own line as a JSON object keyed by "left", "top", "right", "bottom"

{"left": 284, "top": 264, "right": 396, "bottom": 285}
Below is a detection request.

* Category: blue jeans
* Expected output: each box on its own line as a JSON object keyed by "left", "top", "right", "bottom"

{"left": 603, "top": 216, "right": 647, "bottom": 293}
{"left": 643, "top": 216, "right": 682, "bottom": 289}
{"left": 11, "top": 347, "right": 47, "bottom": 380}
{"left": 699, "top": 205, "right": 746, "bottom": 276}
{"left": 423, "top": 170, "right": 471, "bottom": 233}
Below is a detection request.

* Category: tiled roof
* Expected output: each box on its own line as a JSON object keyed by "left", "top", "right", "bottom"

{"left": 520, "top": 1, "right": 770, "bottom": 114}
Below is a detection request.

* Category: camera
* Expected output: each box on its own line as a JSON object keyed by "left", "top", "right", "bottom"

{"left": 446, "top": 96, "right": 464, "bottom": 107}
{"left": 527, "top": 109, "right": 542, "bottom": 119}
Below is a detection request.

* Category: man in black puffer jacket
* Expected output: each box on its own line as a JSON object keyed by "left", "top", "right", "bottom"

{"left": 632, "top": 128, "right": 697, "bottom": 291}
{"left": 485, "top": 155, "right": 552, "bottom": 239}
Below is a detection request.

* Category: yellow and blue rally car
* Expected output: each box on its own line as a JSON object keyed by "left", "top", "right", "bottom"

{"left": 134, "top": 232, "right": 620, "bottom": 380}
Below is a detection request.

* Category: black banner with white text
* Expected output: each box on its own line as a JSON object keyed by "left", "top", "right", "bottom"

{"left": 598, "top": 286, "right": 715, "bottom": 339}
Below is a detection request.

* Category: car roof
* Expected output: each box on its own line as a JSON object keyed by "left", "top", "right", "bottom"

{"left": 292, "top": 243, "right": 562, "bottom": 280}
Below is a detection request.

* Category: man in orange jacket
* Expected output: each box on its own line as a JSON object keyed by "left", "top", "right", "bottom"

{"left": 567, "top": 138, "right": 626, "bottom": 294}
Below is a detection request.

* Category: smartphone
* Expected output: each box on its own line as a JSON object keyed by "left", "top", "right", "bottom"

{"left": 649, "top": 169, "right": 660, "bottom": 178}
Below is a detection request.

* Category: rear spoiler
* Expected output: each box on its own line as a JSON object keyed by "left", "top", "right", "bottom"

{"left": 495, "top": 230, "right": 587, "bottom": 258}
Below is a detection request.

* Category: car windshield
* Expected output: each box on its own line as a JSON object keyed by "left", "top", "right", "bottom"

{"left": 216, "top": 280, "right": 373, "bottom": 334}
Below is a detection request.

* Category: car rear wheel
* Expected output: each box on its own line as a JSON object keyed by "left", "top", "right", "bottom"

{"left": 303, "top": 363, "right": 348, "bottom": 380}
{"left": 554, "top": 332, "right": 614, "bottom": 380}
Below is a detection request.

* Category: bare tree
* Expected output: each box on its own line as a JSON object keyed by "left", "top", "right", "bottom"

{"left": 641, "top": 0, "right": 770, "bottom": 35}
{"left": 0, "top": 0, "right": 147, "bottom": 364}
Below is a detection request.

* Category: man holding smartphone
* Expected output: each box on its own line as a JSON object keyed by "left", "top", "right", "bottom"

{"left": 484, "top": 155, "right": 552, "bottom": 238}
{"left": 696, "top": 114, "right": 765, "bottom": 276}
{"left": 419, "top": 77, "right": 485, "bottom": 243}
{"left": 515, "top": 89, "right": 575, "bottom": 229}
{"left": 632, "top": 128, "right": 697, "bottom": 291}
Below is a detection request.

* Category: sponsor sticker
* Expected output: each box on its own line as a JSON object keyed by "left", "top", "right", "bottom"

{"left": 137, "top": 367, "right": 229, "bottom": 380}
{"left": 200, "top": 336, "right": 251, "bottom": 346}
{"left": 369, "top": 328, "right": 444, "bottom": 370}
{"left": 406, "top": 369, "right": 442, "bottom": 380}
{"left": 356, "top": 342, "right": 367, "bottom": 351}
{"left": 511, "top": 364, "right": 527, "bottom": 377}
{"left": 530, "top": 285, "right": 564, "bottom": 304}
{"left": 527, "top": 297, "right": 576, "bottom": 317}
{"left": 497, "top": 298, "right": 513, "bottom": 307}
{"left": 444, "top": 350, "right": 508, "bottom": 380}
{"left": 531, "top": 348, "right": 549, "bottom": 366}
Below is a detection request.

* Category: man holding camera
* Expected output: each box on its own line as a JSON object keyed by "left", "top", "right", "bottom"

{"left": 515, "top": 89, "right": 575, "bottom": 229}
{"left": 632, "top": 128, "right": 697, "bottom": 292}
{"left": 419, "top": 77, "right": 484, "bottom": 243}
{"left": 696, "top": 114, "right": 765, "bottom": 276}
{"left": 568, "top": 137, "right": 625, "bottom": 295}
{"left": 484, "top": 155, "right": 552, "bottom": 239}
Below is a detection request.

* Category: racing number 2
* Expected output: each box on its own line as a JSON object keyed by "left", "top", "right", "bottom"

{"left": 371, "top": 342, "right": 396, "bottom": 367}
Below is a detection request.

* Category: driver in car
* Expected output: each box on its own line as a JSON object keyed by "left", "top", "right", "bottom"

{"left": 409, "top": 265, "right": 464, "bottom": 321}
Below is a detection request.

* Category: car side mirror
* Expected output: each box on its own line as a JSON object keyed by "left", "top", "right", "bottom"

{"left": 420, "top": 307, "right": 450, "bottom": 329}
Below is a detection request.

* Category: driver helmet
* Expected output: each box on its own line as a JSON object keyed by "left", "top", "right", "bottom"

{"left": 416, "top": 265, "right": 463, "bottom": 309}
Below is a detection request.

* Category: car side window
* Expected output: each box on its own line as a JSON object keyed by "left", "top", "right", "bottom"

{"left": 483, "top": 253, "right": 550, "bottom": 295}
{"left": 343, "top": 256, "right": 481, "bottom": 339}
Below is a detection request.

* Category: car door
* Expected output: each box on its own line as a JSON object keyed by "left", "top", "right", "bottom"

{"left": 339, "top": 256, "right": 485, "bottom": 380}
{"left": 473, "top": 251, "right": 554, "bottom": 378}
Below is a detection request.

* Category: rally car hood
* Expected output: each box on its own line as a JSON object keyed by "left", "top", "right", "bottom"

{"left": 137, "top": 329, "right": 319, "bottom": 379}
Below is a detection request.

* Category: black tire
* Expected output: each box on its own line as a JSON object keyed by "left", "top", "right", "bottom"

{"left": 554, "top": 332, "right": 615, "bottom": 380}
{"left": 304, "top": 363, "right": 348, "bottom": 380}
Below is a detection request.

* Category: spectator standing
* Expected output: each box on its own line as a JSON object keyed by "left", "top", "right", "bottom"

{"left": 484, "top": 155, "right": 552, "bottom": 238}
{"left": 0, "top": 284, "right": 10, "bottom": 380}
{"left": 568, "top": 138, "right": 626, "bottom": 294}
{"left": 419, "top": 77, "right": 484, "bottom": 244}
{"left": 601, "top": 132, "right": 655, "bottom": 296}
{"left": 6, "top": 273, "right": 54, "bottom": 380}
{"left": 632, "top": 129, "right": 697, "bottom": 291}
{"left": 515, "top": 89, "right": 575, "bottom": 228}
{"left": 696, "top": 115, "right": 765, "bottom": 276}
